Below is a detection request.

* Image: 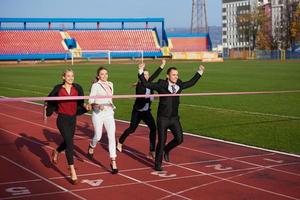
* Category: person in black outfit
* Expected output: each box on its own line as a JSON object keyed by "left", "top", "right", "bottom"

{"left": 117, "top": 60, "right": 166, "bottom": 159}
{"left": 138, "top": 63, "right": 205, "bottom": 171}
{"left": 44, "top": 68, "right": 89, "bottom": 184}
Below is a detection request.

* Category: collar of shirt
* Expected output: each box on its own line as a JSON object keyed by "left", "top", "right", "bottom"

{"left": 168, "top": 81, "right": 180, "bottom": 93}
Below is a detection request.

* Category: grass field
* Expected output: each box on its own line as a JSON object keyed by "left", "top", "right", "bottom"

{"left": 0, "top": 60, "right": 299, "bottom": 154}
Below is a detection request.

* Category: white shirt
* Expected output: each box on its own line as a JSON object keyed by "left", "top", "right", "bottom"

{"left": 138, "top": 88, "right": 152, "bottom": 112}
{"left": 168, "top": 81, "right": 180, "bottom": 93}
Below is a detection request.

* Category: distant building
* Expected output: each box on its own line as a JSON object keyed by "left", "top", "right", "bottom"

{"left": 257, "top": 0, "right": 300, "bottom": 49}
{"left": 222, "top": 0, "right": 253, "bottom": 56}
{"left": 222, "top": 0, "right": 300, "bottom": 55}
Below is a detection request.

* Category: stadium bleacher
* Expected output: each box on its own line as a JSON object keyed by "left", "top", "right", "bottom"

{"left": 0, "top": 30, "right": 66, "bottom": 54}
{"left": 169, "top": 36, "right": 210, "bottom": 52}
{"left": 68, "top": 30, "right": 161, "bottom": 52}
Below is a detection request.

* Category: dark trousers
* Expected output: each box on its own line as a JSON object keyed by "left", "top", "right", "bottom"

{"left": 119, "top": 109, "right": 156, "bottom": 152}
{"left": 56, "top": 114, "right": 76, "bottom": 165}
{"left": 155, "top": 116, "right": 183, "bottom": 168}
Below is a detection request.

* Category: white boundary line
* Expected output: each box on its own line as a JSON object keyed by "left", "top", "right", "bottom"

{"left": 1, "top": 100, "right": 300, "bottom": 158}
{"left": 0, "top": 156, "right": 86, "bottom": 200}
{"left": 181, "top": 103, "right": 300, "bottom": 120}
{"left": 0, "top": 127, "right": 282, "bottom": 187}
{"left": 1, "top": 117, "right": 300, "bottom": 200}
{"left": 4, "top": 99, "right": 300, "bottom": 158}
{"left": 1, "top": 103, "right": 300, "bottom": 175}
{"left": 3, "top": 162, "right": 296, "bottom": 200}
{"left": 2, "top": 111, "right": 299, "bottom": 180}
{"left": 0, "top": 191, "right": 67, "bottom": 200}
{"left": 115, "top": 118, "right": 300, "bottom": 158}
{"left": 158, "top": 162, "right": 300, "bottom": 200}
{"left": 1, "top": 96, "right": 300, "bottom": 158}
{"left": 0, "top": 118, "right": 191, "bottom": 200}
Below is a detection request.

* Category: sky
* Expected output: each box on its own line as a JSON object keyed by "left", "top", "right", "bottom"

{"left": 0, "top": 0, "right": 222, "bottom": 28}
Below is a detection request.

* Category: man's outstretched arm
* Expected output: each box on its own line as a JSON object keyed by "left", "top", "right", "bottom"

{"left": 181, "top": 65, "right": 205, "bottom": 90}
{"left": 148, "top": 59, "right": 166, "bottom": 82}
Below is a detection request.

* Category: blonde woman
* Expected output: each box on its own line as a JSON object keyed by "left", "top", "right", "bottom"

{"left": 45, "top": 68, "right": 88, "bottom": 184}
{"left": 87, "top": 66, "right": 118, "bottom": 174}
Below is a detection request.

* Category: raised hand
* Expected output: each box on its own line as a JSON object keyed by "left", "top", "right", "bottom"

{"left": 138, "top": 63, "right": 145, "bottom": 71}
{"left": 139, "top": 63, "right": 145, "bottom": 71}
{"left": 160, "top": 59, "right": 166, "bottom": 69}
{"left": 199, "top": 65, "right": 205, "bottom": 73}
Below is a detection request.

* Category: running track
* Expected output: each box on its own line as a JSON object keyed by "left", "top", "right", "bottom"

{"left": 0, "top": 101, "right": 299, "bottom": 200}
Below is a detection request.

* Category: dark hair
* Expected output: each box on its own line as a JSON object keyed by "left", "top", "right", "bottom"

{"left": 167, "top": 67, "right": 177, "bottom": 75}
{"left": 93, "top": 66, "right": 108, "bottom": 83}
{"left": 132, "top": 68, "right": 149, "bottom": 88}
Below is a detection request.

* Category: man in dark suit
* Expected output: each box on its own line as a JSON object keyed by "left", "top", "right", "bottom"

{"left": 138, "top": 63, "right": 205, "bottom": 171}
{"left": 117, "top": 60, "right": 166, "bottom": 159}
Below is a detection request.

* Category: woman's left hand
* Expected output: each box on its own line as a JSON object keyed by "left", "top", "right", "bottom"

{"left": 84, "top": 104, "right": 92, "bottom": 111}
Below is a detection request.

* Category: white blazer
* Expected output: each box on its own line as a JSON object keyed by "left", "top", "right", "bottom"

{"left": 89, "top": 81, "right": 115, "bottom": 108}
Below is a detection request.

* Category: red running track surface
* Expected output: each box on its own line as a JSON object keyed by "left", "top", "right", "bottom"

{"left": 0, "top": 101, "right": 299, "bottom": 200}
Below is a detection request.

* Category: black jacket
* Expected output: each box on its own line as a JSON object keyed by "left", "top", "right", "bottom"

{"left": 133, "top": 67, "right": 163, "bottom": 111}
{"left": 139, "top": 72, "right": 201, "bottom": 118}
{"left": 45, "top": 83, "right": 87, "bottom": 117}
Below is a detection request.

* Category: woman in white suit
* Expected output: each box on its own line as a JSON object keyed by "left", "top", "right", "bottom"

{"left": 87, "top": 66, "right": 118, "bottom": 174}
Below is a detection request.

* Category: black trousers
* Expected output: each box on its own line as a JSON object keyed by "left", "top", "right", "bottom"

{"left": 155, "top": 116, "right": 183, "bottom": 168}
{"left": 119, "top": 109, "right": 156, "bottom": 152}
{"left": 56, "top": 114, "right": 76, "bottom": 165}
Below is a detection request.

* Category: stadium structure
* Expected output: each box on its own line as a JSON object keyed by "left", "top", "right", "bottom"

{"left": 0, "top": 18, "right": 221, "bottom": 62}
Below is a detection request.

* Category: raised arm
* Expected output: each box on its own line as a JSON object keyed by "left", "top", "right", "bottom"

{"left": 181, "top": 65, "right": 205, "bottom": 90}
{"left": 138, "top": 63, "right": 160, "bottom": 91}
{"left": 148, "top": 59, "right": 166, "bottom": 82}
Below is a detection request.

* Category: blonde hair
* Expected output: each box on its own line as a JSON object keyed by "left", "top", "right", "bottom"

{"left": 62, "top": 68, "right": 74, "bottom": 83}
{"left": 62, "top": 68, "right": 74, "bottom": 77}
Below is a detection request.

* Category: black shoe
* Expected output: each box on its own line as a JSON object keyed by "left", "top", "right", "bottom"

{"left": 154, "top": 165, "right": 163, "bottom": 171}
{"left": 164, "top": 151, "right": 170, "bottom": 162}
{"left": 87, "top": 144, "right": 94, "bottom": 159}
{"left": 110, "top": 160, "right": 119, "bottom": 174}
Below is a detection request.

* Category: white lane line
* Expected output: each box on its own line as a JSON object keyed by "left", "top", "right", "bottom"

{"left": 1, "top": 114, "right": 300, "bottom": 200}
{"left": 181, "top": 103, "right": 300, "bottom": 120}
{"left": 159, "top": 158, "right": 300, "bottom": 200}
{"left": 0, "top": 156, "right": 86, "bottom": 200}
{"left": 0, "top": 122, "right": 191, "bottom": 200}
{"left": 1, "top": 109, "right": 300, "bottom": 177}
{"left": 1, "top": 100, "right": 300, "bottom": 158}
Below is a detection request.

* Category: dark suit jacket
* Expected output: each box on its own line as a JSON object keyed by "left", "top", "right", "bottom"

{"left": 139, "top": 72, "right": 201, "bottom": 118}
{"left": 133, "top": 67, "right": 163, "bottom": 111}
{"left": 45, "top": 83, "right": 87, "bottom": 117}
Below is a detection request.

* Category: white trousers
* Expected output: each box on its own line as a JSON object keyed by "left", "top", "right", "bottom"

{"left": 91, "top": 109, "right": 117, "bottom": 158}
